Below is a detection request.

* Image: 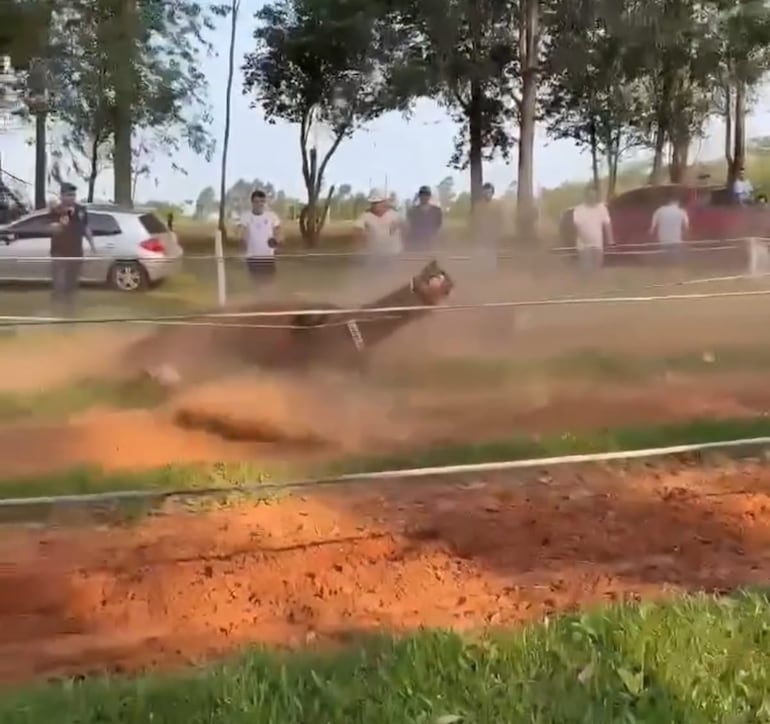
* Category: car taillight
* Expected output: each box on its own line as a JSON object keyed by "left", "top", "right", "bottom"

{"left": 140, "top": 237, "right": 165, "bottom": 253}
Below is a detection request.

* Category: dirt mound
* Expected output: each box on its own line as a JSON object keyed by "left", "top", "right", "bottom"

{"left": 170, "top": 370, "right": 408, "bottom": 450}
{"left": 2, "top": 461, "right": 770, "bottom": 682}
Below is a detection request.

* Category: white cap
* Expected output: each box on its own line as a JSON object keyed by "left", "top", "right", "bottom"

{"left": 368, "top": 188, "right": 386, "bottom": 203}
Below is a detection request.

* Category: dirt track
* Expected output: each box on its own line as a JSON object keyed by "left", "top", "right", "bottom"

{"left": 1, "top": 460, "right": 770, "bottom": 683}
{"left": 3, "top": 267, "right": 770, "bottom": 683}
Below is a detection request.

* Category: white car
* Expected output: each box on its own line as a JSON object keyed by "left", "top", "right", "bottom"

{"left": 0, "top": 204, "right": 184, "bottom": 291}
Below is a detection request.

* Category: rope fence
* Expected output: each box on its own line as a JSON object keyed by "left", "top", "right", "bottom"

{"left": 4, "top": 284, "right": 770, "bottom": 329}
{"left": 1, "top": 436, "right": 768, "bottom": 509}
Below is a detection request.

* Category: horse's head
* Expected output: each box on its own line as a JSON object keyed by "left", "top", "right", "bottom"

{"left": 411, "top": 260, "right": 454, "bottom": 305}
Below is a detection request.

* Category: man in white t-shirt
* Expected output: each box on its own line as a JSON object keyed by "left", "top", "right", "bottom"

{"left": 650, "top": 189, "right": 689, "bottom": 264}
{"left": 571, "top": 185, "right": 613, "bottom": 271}
{"left": 354, "top": 189, "right": 405, "bottom": 267}
{"left": 237, "top": 189, "right": 282, "bottom": 281}
{"left": 733, "top": 168, "right": 754, "bottom": 205}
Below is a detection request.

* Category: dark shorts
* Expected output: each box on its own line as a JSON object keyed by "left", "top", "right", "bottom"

{"left": 246, "top": 257, "right": 276, "bottom": 279}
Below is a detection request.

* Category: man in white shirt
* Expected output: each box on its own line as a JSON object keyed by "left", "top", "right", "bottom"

{"left": 237, "top": 189, "right": 282, "bottom": 282}
{"left": 572, "top": 185, "right": 613, "bottom": 271}
{"left": 354, "top": 189, "right": 405, "bottom": 269}
{"left": 733, "top": 168, "right": 754, "bottom": 205}
{"left": 650, "top": 189, "right": 689, "bottom": 263}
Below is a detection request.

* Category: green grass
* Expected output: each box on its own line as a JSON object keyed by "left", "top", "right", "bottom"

{"left": 3, "top": 414, "right": 770, "bottom": 502}
{"left": 384, "top": 342, "right": 770, "bottom": 389}
{"left": 0, "top": 377, "right": 168, "bottom": 424}
{"left": 4, "top": 592, "right": 770, "bottom": 722}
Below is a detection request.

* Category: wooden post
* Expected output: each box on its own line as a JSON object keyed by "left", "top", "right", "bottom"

{"left": 215, "top": 229, "right": 227, "bottom": 307}
{"left": 748, "top": 237, "right": 769, "bottom": 276}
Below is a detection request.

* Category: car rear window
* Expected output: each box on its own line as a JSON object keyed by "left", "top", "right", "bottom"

{"left": 139, "top": 213, "right": 168, "bottom": 234}
{"left": 88, "top": 213, "right": 121, "bottom": 236}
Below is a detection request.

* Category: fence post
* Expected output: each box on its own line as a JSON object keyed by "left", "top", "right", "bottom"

{"left": 214, "top": 229, "right": 227, "bottom": 307}
{"left": 747, "top": 237, "right": 770, "bottom": 277}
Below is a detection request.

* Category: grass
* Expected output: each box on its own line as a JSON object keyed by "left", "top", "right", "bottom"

{"left": 0, "top": 377, "right": 168, "bottom": 424}
{"left": 4, "top": 592, "right": 770, "bottom": 722}
{"left": 3, "top": 415, "right": 770, "bottom": 502}
{"left": 382, "top": 342, "right": 770, "bottom": 389}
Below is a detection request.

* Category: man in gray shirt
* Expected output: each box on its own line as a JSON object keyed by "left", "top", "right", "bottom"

{"left": 650, "top": 190, "right": 689, "bottom": 264}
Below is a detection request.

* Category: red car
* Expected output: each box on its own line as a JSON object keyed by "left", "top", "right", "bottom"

{"left": 559, "top": 183, "right": 770, "bottom": 261}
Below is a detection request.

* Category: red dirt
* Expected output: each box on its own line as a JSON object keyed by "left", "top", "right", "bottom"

{"left": 0, "top": 372, "right": 767, "bottom": 477}
{"left": 2, "top": 460, "right": 770, "bottom": 683}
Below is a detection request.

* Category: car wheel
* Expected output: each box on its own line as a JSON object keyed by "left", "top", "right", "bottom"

{"left": 108, "top": 261, "right": 149, "bottom": 292}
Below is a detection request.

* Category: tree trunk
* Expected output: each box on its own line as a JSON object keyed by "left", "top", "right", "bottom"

{"left": 468, "top": 78, "right": 484, "bottom": 207}
{"left": 723, "top": 81, "right": 733, "bottom": 184}
{"left": 669, "top": 132, "right": 689, "bottom": 184}
{"left": 728, "top": 80, "right": 746, "bottom": 186}
{"left": 589, "top": 116, "right": 600, "bottom": 193}
{"left": 34, "top": 111, "right": 46, "bottom": 208}
{"left": 516, "top": 0, "right": 539, "bottom": 240}
{"left": 649, "top": 126, "right": 666, "bottom": 185}
{"left": 218, "top": 0, "right": 239, "bottom": 239}
{"left": 87, "top": 134, "right": 100, "bottom": 203}
{"left": 112, "top": 0, "right": 136, "bottom": 206}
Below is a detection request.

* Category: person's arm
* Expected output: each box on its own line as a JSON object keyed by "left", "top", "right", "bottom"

{"left": 82, "top": 209, "right": 96, "bottom": 252}
{"left": 649, "top": 208, "right": 659, "bottom": 238}
{"left": 236, "top": 213, "right": 249, "bottom": 243}
{"left": 269, "top": 212, "right": 282, "bottom": 247}
{"left": 434, "top": 206, "right": 443, "bottom": 234}
{"left": 353, "top": 214, "right": 368, "bottom": 244}
{"left": 602, "top": 204, "right": 614, "bottom": 245}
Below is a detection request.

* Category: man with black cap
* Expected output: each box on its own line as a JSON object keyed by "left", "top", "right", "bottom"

{"left": 406, "top": 185, "right": 442, "bottom": 252}
{"left": 47, "top": 183, "right": 96, "bottom": 316}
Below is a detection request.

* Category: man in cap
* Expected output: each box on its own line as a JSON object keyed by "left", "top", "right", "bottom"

{"left": 354, "top": 188, "right": 405, "bottom": 269}
{"left": 47, "top": 183, "right": 96, "bottom": 317}
{"left": 406, "top": 185, "right": 443, "bottom": 252}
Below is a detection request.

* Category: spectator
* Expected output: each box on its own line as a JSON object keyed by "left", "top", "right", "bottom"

{"left": 47, "top": 183, "right": 96, "bottom": 317}
{"left": 572, "top": 185, "right": 613, "bottom": 271}
{"left": 237, "top": 189, "right": 282, "bottom": 284}
{"left": 354, "top": 188, "right": 405, "bottom": 267}
{"left": 406, "top": 185, "right": 442, "bottom": 251}
{"left": 733, "top": 167, "right": 754, "bottom": 204}
{"left": 650, "top": 188, "right": 689, "bottom": 264}
{"left": 472, "top": 182, "right": 504, "bottom": 269}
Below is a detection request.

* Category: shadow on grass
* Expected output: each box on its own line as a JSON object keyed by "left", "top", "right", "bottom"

{"left": 2, "top": 593, "right": 770, "bottom": 722}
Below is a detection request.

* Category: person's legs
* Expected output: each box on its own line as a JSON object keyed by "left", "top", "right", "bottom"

{"left": 578, "top": 247, "right": 602, "bottom": 272}
{"left": 52, "top": 257, "right": 82, "bottom": 318}
{"left": 50, "top": 259, "right": 67, "bottom": 317}
{"left": 246, "top": 257, "right": 276, "bottom": 286}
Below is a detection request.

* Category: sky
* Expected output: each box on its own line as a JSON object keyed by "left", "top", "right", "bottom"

{"left": 2, "top": 9, "right": 770, "bottom": 207}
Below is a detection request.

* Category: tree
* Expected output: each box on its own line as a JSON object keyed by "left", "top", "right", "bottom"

{"left": 399, "top": 0, "right": 518, "bottom": 204}
{"left": 542, "top": 0, "right": 647, "bottom": 197}
{"left": 717, "top": 0, "right": 770, "bottom": 185}
{"left": 436, "top": 175, "right": 456, "bottom": 209}
{"left": 218, "top": 0, "right": 240, "bottom": 236}
{"left": 242, "top": 0, "right": 413, "bottom": 246}
{"left": 56, "top": 0, "right": 226, "bottom": 206}
{"left": 195, "top": 186, "right": 217, "bottom": 219}
{"left": 516, "top": 0, "right": 540, "bottom": 236}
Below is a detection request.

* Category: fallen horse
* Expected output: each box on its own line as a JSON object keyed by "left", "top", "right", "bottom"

{"left": 127, "top": 260, "right": 454, "bottom": 385}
